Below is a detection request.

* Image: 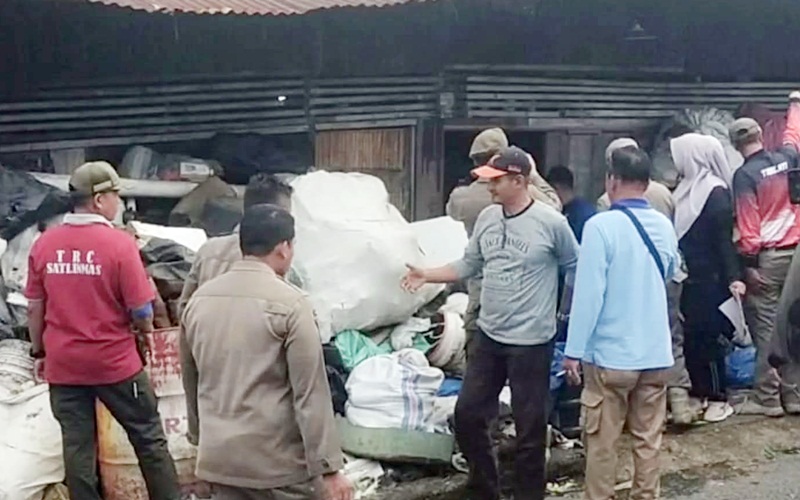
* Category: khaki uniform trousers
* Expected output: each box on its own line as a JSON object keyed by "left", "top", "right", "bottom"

{"left": 212, "top": 478, "right": 323, "bottom": 500}
{"left": 581, "top": 364, "right": 669, "bottom": 500}
{"left": 745, "top": 248, "right": 795, "bottom": 407}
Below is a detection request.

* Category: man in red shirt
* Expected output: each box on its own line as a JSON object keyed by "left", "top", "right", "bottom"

{"left": 731, "top": 92, "right": 800, "bottom": 417}
{"left": 25, "top": 162, "right": 180, "bottom": 500}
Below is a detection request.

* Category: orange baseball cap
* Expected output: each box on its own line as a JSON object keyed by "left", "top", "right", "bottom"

{"left": 471, "top": 146, "right": 532, "bottom": 179}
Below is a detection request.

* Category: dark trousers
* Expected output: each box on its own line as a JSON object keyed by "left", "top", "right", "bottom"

{"left": 49, "top": 370, "right": 181, "bottom": 500}
{"left": 682, "top": 281, "right": 731, "bottom": 402}
{"left": 455, "top": 330, "right": 553, "bottom": 500}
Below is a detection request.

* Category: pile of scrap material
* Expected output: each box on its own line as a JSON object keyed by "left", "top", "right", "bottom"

{"left": 125, "top": 220, "right": 211, "bottom": 329}
{"left": 650, "top": 107, "right": 744, "bottom": 188}
{"left": 0, "top": 164, "right": 72, "bottom": 338}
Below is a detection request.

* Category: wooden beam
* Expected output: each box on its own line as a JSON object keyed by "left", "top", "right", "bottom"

{"left": 448, "top": 64, "right": 686, "bottom": 76}
{"left": 443, "top": 117, "right": 661, "bottom": 132}
{"left": 0, "top": 124, "right": 309, "bottom": 153}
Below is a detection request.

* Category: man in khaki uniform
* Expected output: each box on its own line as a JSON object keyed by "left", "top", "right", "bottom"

{"left": 180, "top": 205, "right": 352, "bottom": 500}
{"left": 596, "top": 138, "right": 675, "bottom": 220}
{"left": 446, "top": 128, "right": 562, "bottom": 347}
{"left": 447, "top": 128, "right": 561, "bottom": 234}
{"left": 178, "top": 173, "right": 295, "bottom": 314}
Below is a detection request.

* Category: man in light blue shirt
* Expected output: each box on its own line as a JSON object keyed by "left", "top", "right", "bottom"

{"left": 564, "top": 147, "right": 680, "bottom": 500}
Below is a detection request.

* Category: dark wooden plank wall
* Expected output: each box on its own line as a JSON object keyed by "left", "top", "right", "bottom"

{"left": 0, "top": 76, "right": 439, "bottom": 153}
{"left": 544, "top": 128, "right": 657, "bottom": 201}
{"left": 4, "top": 0, "right": 800, "bottom": 97}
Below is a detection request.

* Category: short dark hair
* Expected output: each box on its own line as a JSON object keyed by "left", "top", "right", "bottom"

{"left": 243, "top": 174, "right": 293, "bottom": 210}
{"left": 609, "top": 146, "right": 651, "bottom": 184}
{"left": 68, "top": 190, "right": 93, "bottom": 210}
{"left": 546, "top": 166, "right": 574, "bottom": 190}
{"left": 239, "top": 204, "right": 295, "bottom": 257}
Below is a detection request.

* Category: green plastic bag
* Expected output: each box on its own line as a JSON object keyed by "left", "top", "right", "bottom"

{"left": 335, "top": 329, "right": 431, "bottom": 371}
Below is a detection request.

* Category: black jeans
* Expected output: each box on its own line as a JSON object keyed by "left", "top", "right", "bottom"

{"left": 682, "top": 281, "right": 731, "bottom": 402}
{"left": 49, "top": 370, "right": 181, "bottom": 500}
{"left": 454, "top": 330, "right": 553, "bottom": 500}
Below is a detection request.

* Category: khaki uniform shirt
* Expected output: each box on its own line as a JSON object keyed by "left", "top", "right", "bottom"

{"left": 596, "top": 181, "right": 675, "bottom": 220}
{"left": 180, "top": 260, "right": 343, "bottom": 489}
{"left": 178, "top": 231, "right": 301, "bottom": 315}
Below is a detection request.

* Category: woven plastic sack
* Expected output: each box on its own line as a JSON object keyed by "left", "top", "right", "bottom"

{"left": 345, "top": 349, "right": 444, "bottom": 432}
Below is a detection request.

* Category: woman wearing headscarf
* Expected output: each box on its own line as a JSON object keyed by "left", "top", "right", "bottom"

{"left": 671, "top": 133, "right": 746, "bottom": 422}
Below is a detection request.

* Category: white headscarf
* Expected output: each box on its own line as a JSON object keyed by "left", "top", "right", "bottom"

{"left": 671, "top": 133, "right": 734, "bottom": 239}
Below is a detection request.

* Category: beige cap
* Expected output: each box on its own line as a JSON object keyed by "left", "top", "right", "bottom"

{"left": 469, "top": 128, "right": 509, "bottom": 159}
{"left": 69, "top": 161, "right": 122, "bottom": 195}
{"left": 728, "top": 118, "right": 762, "bottom": 144}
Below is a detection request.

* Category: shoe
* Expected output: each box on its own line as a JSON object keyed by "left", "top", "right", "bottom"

{"left": 688, "top": 396, "right": 707, "bottom": 416}
{"left": 736, "top": 397, "right": 785, "bottom": 418}
{"left": 704, "top": 402, "right": 734, "bottom": 423}
{"left": 669, "top": 388, "right": 694, "bottom": 425}
{"left": 784, "top": 403, "right": 800, "bottom": 415}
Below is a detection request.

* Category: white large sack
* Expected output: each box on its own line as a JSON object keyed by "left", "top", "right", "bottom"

{"left": 0, "top": 385, "right": 64, "bottom": 500}
{"left": 129, "top": 221, "right": 207, "bottom": 253}
{"left": 345, "top": 349, "right": 444, "bottom": 432}
{"left": 290, "top": 171, "right": 450, "bottom": 342}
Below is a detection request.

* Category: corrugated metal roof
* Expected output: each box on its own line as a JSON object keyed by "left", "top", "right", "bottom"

{"left": 83, "top": 0, "right": 425, "bottom": 16}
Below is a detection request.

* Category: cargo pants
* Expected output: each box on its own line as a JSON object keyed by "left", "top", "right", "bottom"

{"left": 666, "top": 280, "right": 691, "bottom": 391}
{"left": 49, "top": 370, "right": 181, "bottom": 500}
{"left": 744, "top": 249, "right": 799, "bottom": 408}
{"left": 581, "top": 364, "right": 669, "bottom": 500}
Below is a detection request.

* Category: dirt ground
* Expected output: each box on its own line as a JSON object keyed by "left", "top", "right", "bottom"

{"left": 377, "top": 415, "right": 800, "bottom": 499}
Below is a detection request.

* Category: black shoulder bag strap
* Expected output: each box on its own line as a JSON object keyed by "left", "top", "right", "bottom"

{"left": 611, "top": 205, "right": 666, "bottom": 280}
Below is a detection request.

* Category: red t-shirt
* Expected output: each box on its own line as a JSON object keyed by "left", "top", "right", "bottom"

{"left": 25, "top": 217, "right": 154, "bottom": 385}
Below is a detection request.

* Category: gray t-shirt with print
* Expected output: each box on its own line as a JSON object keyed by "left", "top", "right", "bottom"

{"left": 453, "top": 201, "right": 579, "bottom": 346}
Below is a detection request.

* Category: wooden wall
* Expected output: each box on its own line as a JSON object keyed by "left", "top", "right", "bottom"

{"left": 5, "top": 0, "right": 800, "bottom": 98}
{"left": 543, "top": 124, "right": 658, "bottom": 201}
{"left": 314, "top": 128, "right": 412, "bottom": 217}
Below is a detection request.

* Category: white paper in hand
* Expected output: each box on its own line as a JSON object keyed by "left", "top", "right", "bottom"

{"left": 719, "top": 295, "right": 752, "bottom": 346}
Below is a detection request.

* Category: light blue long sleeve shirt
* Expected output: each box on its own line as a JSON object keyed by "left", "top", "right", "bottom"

{"left": 565, "top": 198, "right": 680, "bottom": 371}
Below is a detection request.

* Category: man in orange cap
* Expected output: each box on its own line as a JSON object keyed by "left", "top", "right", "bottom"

{"left": 446, "top": 128, "right": 561, "bottom": 352}
{"left": 404, "top": 146, "right": 578, "bottom": 500}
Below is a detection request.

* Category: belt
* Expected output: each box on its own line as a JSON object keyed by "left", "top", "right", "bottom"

{"left": 765, "top": 244, "right": 798, "bottom": 252}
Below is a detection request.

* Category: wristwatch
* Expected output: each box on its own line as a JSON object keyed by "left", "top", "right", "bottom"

{"left": 29, "top": 347, "right": 45, "bottom": 359}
